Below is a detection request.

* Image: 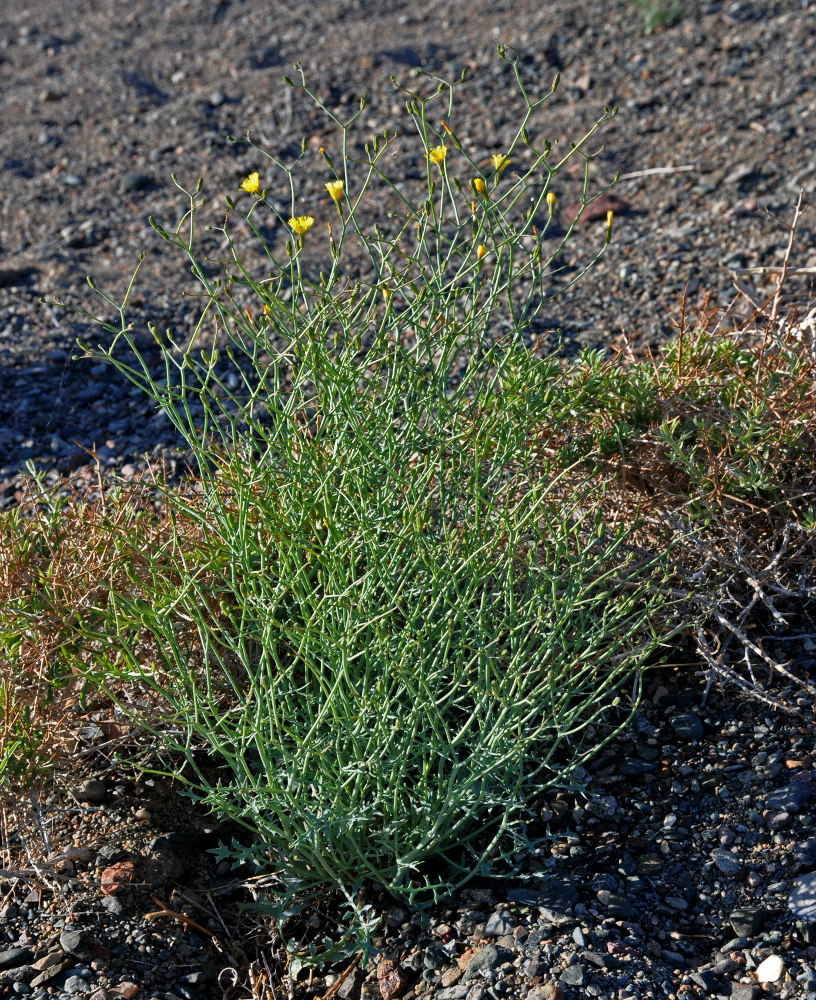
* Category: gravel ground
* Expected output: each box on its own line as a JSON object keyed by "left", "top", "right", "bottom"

{"left": 2, "top": 1, "right": 816, "bottom": 998}
{"left": 5, "top": 669, "right": 816, "bottom": 1000}
{"left": 1, "top": 0, "right": 816, "bottom": 504}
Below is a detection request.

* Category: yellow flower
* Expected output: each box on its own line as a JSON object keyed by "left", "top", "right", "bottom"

{"left": 546, "top": 191, "right": 556, "bottom": 215}
{"left": 476, "top": 244, "right": 488, "bottom": 260}
{"left": 325, "top": 179, "right": 344, "bottom": 205}
{"left": 606, "top": 209, "right": 614, "bottom": 228}
{"left": 472, "top": 177, "right": 487, "bottom": 197}
{"left": 240, "top": 171, "right": 261, "bottom": 194}
{"left": 491, "top": 153, "right": 511, "bottom": 176}
{"left": 289, "top": 216, "right": 315, "bottom": 236}
{"left": 427, "top": 145, "right": 448, "bottom": 166}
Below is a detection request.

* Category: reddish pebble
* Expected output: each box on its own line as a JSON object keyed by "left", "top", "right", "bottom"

{"left": 100, "top": 861, "right": 135, "bottom": 896}
{"left": 109, "top": 986, "right": 138, "bottom": 999}
{"left": 378, "top": 958, "right": 408, "bottom": 1000}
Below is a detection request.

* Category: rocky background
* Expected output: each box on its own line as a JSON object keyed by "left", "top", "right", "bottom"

{"left": 1, "top": 0, "right": 815, "bottom": 503}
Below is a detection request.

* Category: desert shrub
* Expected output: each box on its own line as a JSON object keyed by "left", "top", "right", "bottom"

{"left": 61, "top": 53, "right": 677, "bottom": 923}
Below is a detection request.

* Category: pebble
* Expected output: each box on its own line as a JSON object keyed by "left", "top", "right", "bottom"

{"left": 711, "top": 847, "right": 743, "bottom": 876}
{"left": 789, "top": 871, "right": 816, "bottom": 920}
{"left": 378, "top": 958, "right": 408, "bottom": 1000}
{"left": 670, "top": 712, "right": 704, "bottom": 741}
{"left": 530, "top": 882, "right": 578, "bottom": 925}
{"left": 463, "top": 946, "right": 513, "bottom": 982}
{"left": 59, "top": 930, "right": 94, "bottom": 962}
{"left": 766, "top": 782, "right": 811, "bottom": 812}
{"left": 755, "top": 953, "right": 784, "bottom": 983}
{"left": 483, "top": 911, "right": 514, "bottom": 937}
{"left": 121, "top": 173, "right": 154, "bottom": 193}
{"left": 76, "top": 779, "right": 107, "bottom": 804}
{"left": 558, "top": 964, "right": 585, "bottom": 986}
{"left": 729, "top": 906, "right": 771, "bottom": 937}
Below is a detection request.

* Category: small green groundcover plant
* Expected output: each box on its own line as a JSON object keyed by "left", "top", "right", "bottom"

{"left": 48, "top": 51, "right": 685, "bottom": 956}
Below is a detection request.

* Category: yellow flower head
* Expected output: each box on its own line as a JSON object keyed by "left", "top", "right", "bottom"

{"left": 289, "top": 215, "right": 315, "bottom": 236}
{"left": 476, "top": 244, "right": 488, "bottom": 260}
{"left": 472, "top": 177, "right": 487, "bottom": 197}
{"left": 427, "top": 145, "right": 448, "bottom": 167}
{"left": 240, "top": 171, "right": 261, "bottom": 194}
{"left": 325, "top": 179, "right": 344, "bottom": 205}
{"left": 606, "top": 209, "right": 614, "bottom": 228}
{"left": 491, "top": 153, "right": 511, "bottom": 176}
{"left": 546, "top": 191, "right": 556, "bottom": 215}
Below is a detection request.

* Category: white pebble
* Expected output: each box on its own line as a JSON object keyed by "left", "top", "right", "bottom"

{"left": 755, "top": 954, "right": 784, "bottom": 983}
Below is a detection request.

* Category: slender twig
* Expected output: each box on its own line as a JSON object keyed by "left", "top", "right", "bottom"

{"left": 771, "top": 189, "right": 805, "bottom": 325}
{"left": 317, "top": 953, "right": 361, "bottom": 1000}
{"left": 143, "top": 896, "right": 217, "bottom": 939}
{"left": 729, "top": 266, "right": 816, "bottom": 276}
{"left": 619, "top": 164, "right": 695, "bottom": 179}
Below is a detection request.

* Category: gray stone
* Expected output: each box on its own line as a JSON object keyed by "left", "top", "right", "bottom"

{"left": 76, "top": 779, "right": 106, "bottom": 803}
{"left": 463, "top": 946, "right": 513, "bottom": 982}
{"left": 63, "top": 976, "right": 92, "bottom": 994}
{"left": 484, "top": 911, "right": 514, "bottom": 937}
{"left": 436, "top": 988, "right": 469, "bottom": 1000}
{"left": 424, "top": 942, "right": 449, "bottom": 970}
{"left": 789, "top": 871, "right": 816, "bottom": 920}
{"left": 0, "top": 967, "right": 36, "bottom": 987}
{"left": 765, "top": 810, "right": 791, "bottom": 830}
{"left": 596, "top": 891, "right": 632, "bottom": 918}
{"left": 100, "top": 895, "right": 124, "bottom": 917}
{"left": 558, "top": 964, "right": 585, "bottom": 986}
{"left": 58, "top": 929, "right": 94, "bottom": 961}
{"left": 766, "top": 782, "right": 811, "bottom": 813}
{"left": 586, "top": 795, "right": 617, "bottom": 819}
{"left": 670, "top": 712, "right": 704, "bottom": 741}
{"left": 729, "top": 907, "right": 771, "bottom": 937}
{"left": 637, "top": 854, "right": 662, "bottom": 876}
{"left": 532, "top": 882, "right": 579, "bottom": 925}
{"left": 121, "top": 173, "right": 154, "bottom": 193}
{"left": 0, "top": 950, "right": 34, "bottom": 971}
{"left": 729, "top": 989, "right": 759, "bottom": 1000}
{"left": 588, "top": 873, "right": 617, "bottom": 892}
{"left": 795, "top": 838, "right": 816, "bottom": 868}
{"left": 710, "top": 848, "right": 742, "bottom": 876}
{"left": 689, "top": 970, "right": 718, "bottom": 992}
{"left": 618, "top": 758, "right": 656, "bottom": 777}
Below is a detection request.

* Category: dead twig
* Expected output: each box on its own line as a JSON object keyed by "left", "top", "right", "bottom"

{"left": 143, "top": 895, "right": 217, "bottom": 939}
{"left": 619, "top": 164, "right": 696, "bottom": 180}
{"left": 317, "top": 953, "right": 361, "bottom": 1000}
{"left": 771, "top": 190, "right": 805, "bottom": 325}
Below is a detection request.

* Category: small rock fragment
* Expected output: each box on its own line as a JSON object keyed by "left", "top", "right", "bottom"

{"left": 377, "top": 958, "right": 408, "bottom": 1000}
{"left": 710, "top": 848, "right": 742, "bottom": 876}
{"left": 100, "top": 860, "right": 136, "bottom": 896}
{"left": 0, "top": 948, "right": 34, "bottom": 970}
{"left": 77, "top": 778, "right": 107, "bottom": 803}
{"left": 755, "top": 953, "right": 784, "bottom": 983}
{"left": 789, "top": 871, "right": 816, "bottom": 920}
{"left": 729, "top": 906, "right": 770, "bottom": 938}
{"left": 59, "top": 928, "right": 95, "bottom": 961}
{"left": 484, "top": 910, "right": 513, "bottom": 937}
{"left": 670, "top": 712, "right": 704, "bottom": 741}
